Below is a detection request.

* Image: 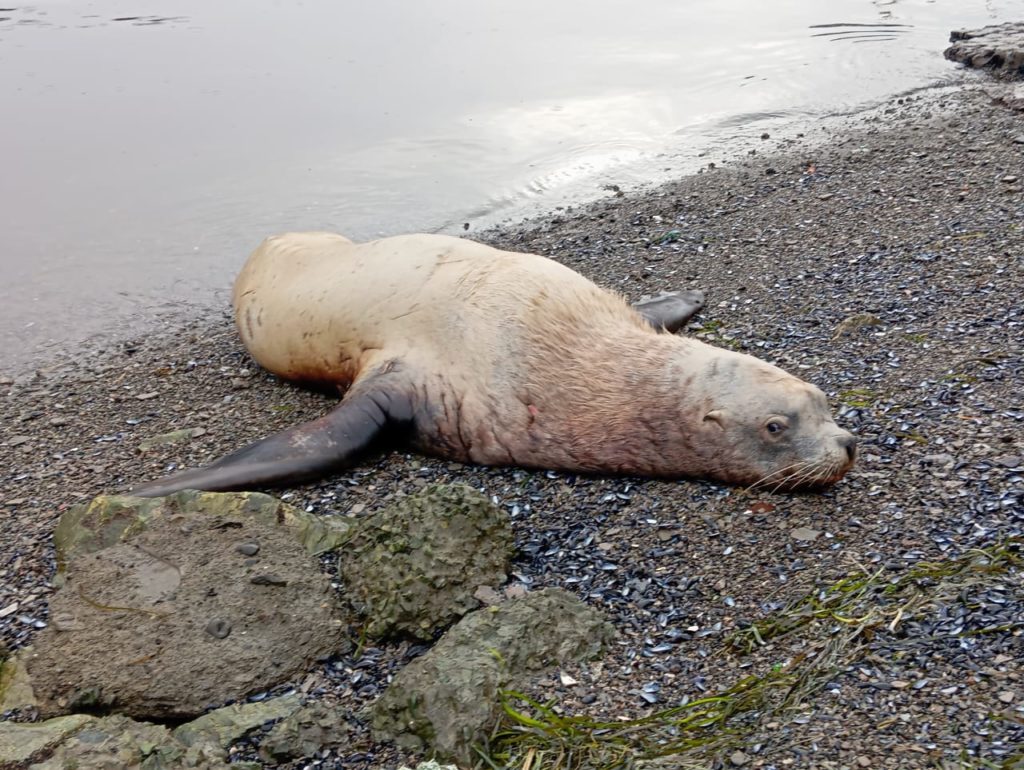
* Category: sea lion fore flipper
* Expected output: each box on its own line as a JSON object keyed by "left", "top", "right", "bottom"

{"left": 632, "top": 290, "right": 705, "bottom": 333}
{"left": 131, "top": 369, "right": 415, "bottom": 497}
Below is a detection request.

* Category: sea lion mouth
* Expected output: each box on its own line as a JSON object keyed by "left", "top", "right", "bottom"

{"left": 744, "top": 457, "right": 853, "bottom": 493}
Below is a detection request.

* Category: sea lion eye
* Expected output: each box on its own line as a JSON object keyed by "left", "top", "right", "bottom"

{"left": 765, "top": 420, "right": 787, "bottom": 434}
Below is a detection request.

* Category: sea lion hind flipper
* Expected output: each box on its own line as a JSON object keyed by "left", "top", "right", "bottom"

{"left": 632, "top": 290, "right": 705, "bottom": 333}
{"left": 130, "top": 376, "right": 415, "bottom": 497}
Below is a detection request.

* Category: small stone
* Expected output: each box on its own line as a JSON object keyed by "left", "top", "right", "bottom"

{"left": 1013, "top": 135, "right": 1024, "bottom": 144}
{"left": 6, "top": 436, "right": 31, "bottom": 447}
{"left": 136, "top": 391, "right": 159, "bottom": 401}
{"left": 857, "top": 757, "right": 872, "bottom": 768}
{"left": 49, "top": 416, "right": 70, "bottom": 426}
{"left": 760, "top": 133, "right": 770, "bottom": 140}
{"left": 891, "top": 680, "right": 910, "bottom": 689}
{"left": 504, "top": 584, "right": 529, "bottom": 600}
{"left": 205, "top": 618, "right": 232, "bottom": 639}
{"left": 730, "top": 750, "right": 750, "bottom": 766}
{"left": 139, "top": 427, "right": 207, "bottom": 451}
{"left": 993, "top": 455, "right": 1021, "bottom": 469}
{"left": 1001, "top": 175, "right": 1019, "bottom": 183}
{"left": 998, "top": 691, "right": 1015, "bottom": 703}
{"left": 0, "top": 602, "right": 18, "bottom": 618}
{"left": 250, "top": 574, "right": 288, "bottom": 587}
{"left": 790, "top": 527, "right": 821, "bottom": 542}
{"left": 818, "top": 193, "right": 834, "bottom": 201}
{"left": 235, "top": 542, "right": 261, "bottom": 556}
{"left": 559, "top": 672, "right": 579, "bottom": 686}
{"left": 473, "top": 585, "right": 502, "bottom": 605}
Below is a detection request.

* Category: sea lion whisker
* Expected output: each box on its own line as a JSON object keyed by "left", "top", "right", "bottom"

{"left": 793, "top": 461, "right": 831, "bottom": 490}
{"left": 775, "top": 459, "right": 828, "bottom": 492}
{"left": 745, "top": 461, "right": 810, "bottom": 493}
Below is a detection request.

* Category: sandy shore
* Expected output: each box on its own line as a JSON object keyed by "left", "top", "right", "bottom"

{"left": 2, "top": 83, "right": 1023, "bottom": 768}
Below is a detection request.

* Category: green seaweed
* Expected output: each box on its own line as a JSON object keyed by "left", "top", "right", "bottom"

{"left": 481, "top": 539, "right": 1023, "bottom": 770}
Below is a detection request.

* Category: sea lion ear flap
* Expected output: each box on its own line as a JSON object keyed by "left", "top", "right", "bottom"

{"left": 631, "top": 290, "right": 705, "bottom": 333}
{"left": 703, "top": 410, "right": 725, "bottom": 429}
{"left": 130, "top": 368, "right": 415, "bottom": 497}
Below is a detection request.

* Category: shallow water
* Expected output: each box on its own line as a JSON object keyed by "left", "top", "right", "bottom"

{"left": 1, "top": 0, "right": 1021, "bottom": 369}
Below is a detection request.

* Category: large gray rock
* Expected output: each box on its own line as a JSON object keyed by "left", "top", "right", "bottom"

{"left": 340, "top": 484, "right": 513, "bottom": 639}
{"left": 372, "top": 588, "right": 615, "bottom": 764}
{"left": 945, "top": 22, "right": 1024, "bottom": 79}
{"left": 29, "top": 497, "right": 345, "bottom": 719}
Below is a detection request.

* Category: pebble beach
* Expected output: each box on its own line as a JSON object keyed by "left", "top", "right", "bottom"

{"left": 2, "top": 80, "right": 1023, "bottom": 769}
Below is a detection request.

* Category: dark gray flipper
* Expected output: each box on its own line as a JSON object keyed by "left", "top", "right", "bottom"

{"left": 632, "top": 290, "right": 705, "bottom": 333}
{"left": 131, "top": 370, "right": 414, "bottom": 497}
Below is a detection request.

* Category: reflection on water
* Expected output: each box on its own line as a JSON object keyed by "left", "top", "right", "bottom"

{"left": 1, "top": 0, "right": 1022, "bottom": 367}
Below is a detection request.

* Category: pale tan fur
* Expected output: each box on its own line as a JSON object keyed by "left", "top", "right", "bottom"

{"left": 233, "top": 232, "right": 855, "bottom": 487}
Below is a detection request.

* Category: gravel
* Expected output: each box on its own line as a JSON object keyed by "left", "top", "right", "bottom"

{"left": 2, "top": 82, "right": 1022, "bottom": 768}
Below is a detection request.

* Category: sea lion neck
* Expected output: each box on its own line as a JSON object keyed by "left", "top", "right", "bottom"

{"left": 509, "top": 324, "right": 705, "bottom": 476}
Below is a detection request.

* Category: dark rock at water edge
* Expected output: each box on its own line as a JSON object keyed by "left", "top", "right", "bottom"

{"left": 945, "top": 22, "right": 1024, "bottom": 79}
{"left": 372, "top": 587, "right": 615, "bottom": 765}
{"left": 28, "top": 496, "right": 346, "bottom": 720}
{"left": 340, "top": 483, "right": 514, "bottom": 639}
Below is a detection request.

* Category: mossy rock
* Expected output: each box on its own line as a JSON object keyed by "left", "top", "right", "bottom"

{"left": 372, "top": 588, "right": 615, "bottom": 764}
{"left": 340, "top": 484, "right": 514, "bottom": 639}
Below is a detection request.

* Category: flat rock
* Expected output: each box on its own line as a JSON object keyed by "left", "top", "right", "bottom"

{"left": 0, "top": 698, "right": 299, "bottom": 770}
{"left": 372, "top": 587, "right": 614, "bottom": 764}
{"left": 257, "top": 702, "right": 352, "bottom": 763}
{"left": 172, "top": 693, "right": 302, "bottom": 749}
{"left": 790, "top": 526, "right": 822, "bottom": 542}
{"left": 0, "top": 714, "right": 94, "bottom": 770}
{"left": 52, "top": 490, "right": 356, "bottom": 575}
{"left": 29, "top": 501, "right": 345, "bottom": 719}
{"left": 340, "top": 484, "right": 513, "bottom": 639}
{"left": 945, "top": 22, "right": 1024, "bottom": 80}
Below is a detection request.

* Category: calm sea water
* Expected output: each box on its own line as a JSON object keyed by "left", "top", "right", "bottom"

{"left": 2, "top": 0, "right": 1021, "bottom": 368}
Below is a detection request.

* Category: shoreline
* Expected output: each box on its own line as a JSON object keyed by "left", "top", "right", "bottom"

{"left": 0, "top": 73, "right": 976, "bottom": 380}
{"left": 3, "top": 82, "right": 1023, "bottom": 768}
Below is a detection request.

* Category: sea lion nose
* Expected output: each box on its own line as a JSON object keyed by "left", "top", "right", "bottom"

{"left": 838, "top": 432, "right": 857, "bottom": 464}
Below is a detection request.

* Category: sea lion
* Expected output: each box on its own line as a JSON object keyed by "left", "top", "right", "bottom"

{"left": 133, "top": 232, "right": 856, "bottom": 497}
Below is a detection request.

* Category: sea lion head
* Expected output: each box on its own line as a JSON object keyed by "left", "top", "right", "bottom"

{"left": 693, "top": 354, "right": 856, "bottom": 490}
